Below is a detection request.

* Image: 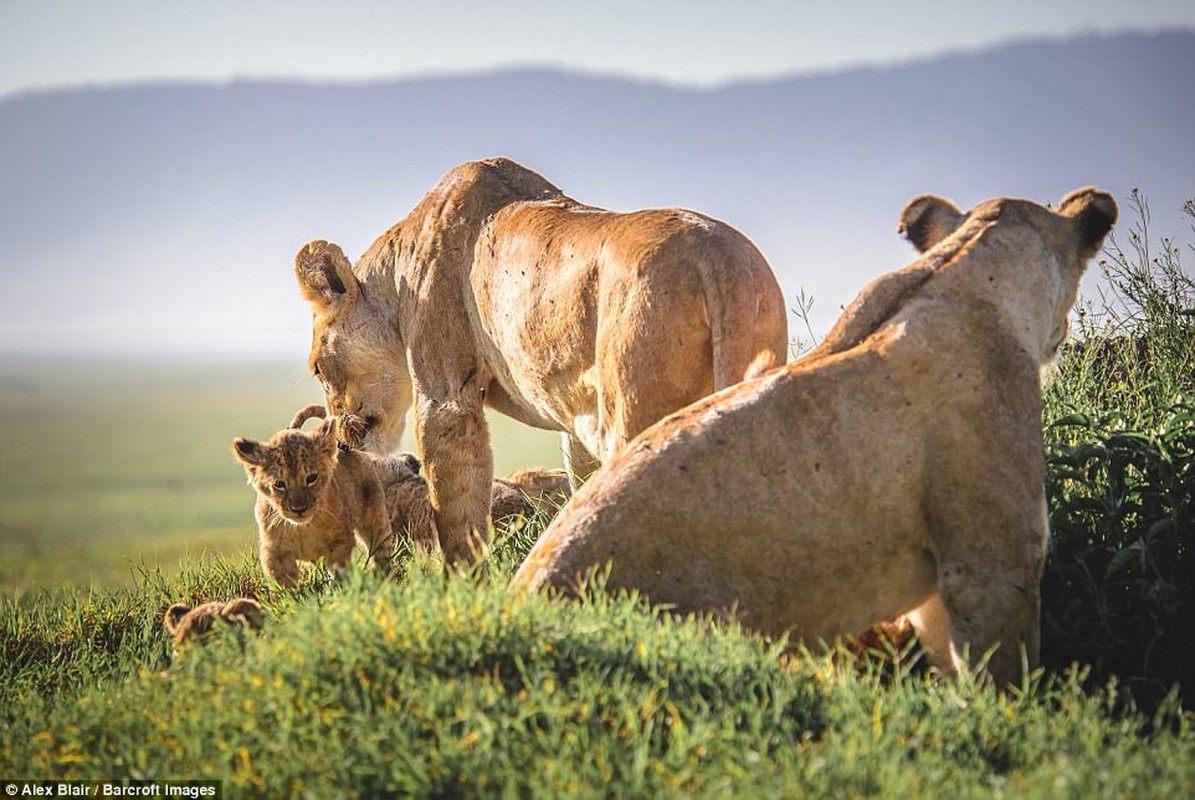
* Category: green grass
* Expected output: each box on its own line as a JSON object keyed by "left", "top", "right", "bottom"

{"left": 0, "top": 358, "right": 562, "bottom": 591}
{"left": 3, "top": 541, "right": 1192, "bottom": 798}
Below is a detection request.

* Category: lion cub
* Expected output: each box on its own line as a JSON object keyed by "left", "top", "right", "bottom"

{"left": 291, "top": 405, "right": 573, "bottom": 552}
{"left": 387, "top": 463, "right": 574, "bottom": 549}
{"left": 164, "top": 598, "right": 266, "bottom": 645}
{"left": 232, "top": 409, "right": 405, "bottom": 588}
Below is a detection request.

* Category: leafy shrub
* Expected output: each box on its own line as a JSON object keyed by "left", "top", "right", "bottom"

{"left": 1041, "top": 193, "right": 1195, "bottom": 709}
{"left": 1042, "top": 404, "right": 1194, "bottom": 708}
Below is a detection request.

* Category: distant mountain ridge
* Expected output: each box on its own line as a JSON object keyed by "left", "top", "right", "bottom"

{"left": 1, "top": 31, "right": 1191, "bottom": 356}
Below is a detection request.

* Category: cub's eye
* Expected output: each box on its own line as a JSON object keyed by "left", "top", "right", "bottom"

{"left": 312, "top": 362, "right": 321, "bottom": 378}
{"left": 273, "top": 480, "right": 287, "bottom": 492}
{"left": 306, "top": 473, "right": 319, "bottom": 486}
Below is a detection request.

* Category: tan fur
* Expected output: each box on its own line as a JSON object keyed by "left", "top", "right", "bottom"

{"left": 513, "top": 187, "right": 1118, "bottom": 686}
{"left": 386, "top": 462, "right": 572, "bottom": 546}
{"left": 163, "top": 598, "right": 266, "bottom": 645}
{"left": 295, "top": 158, "right": 788, "bottom": 566}
{"left": 232, "top": 416, "right": 398, "bottom": 588}
{"left": 289, "top": 403, "right": 375, "bottom": 451}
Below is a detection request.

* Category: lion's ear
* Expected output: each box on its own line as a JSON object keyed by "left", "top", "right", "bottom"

{"left": 314, "top": 418, "right": 340, "bottom": 456}
{"left": 898, "top": 195, "right": 965, "bottom": 253}
{"left": 295, "top": 240, "right": 358, "bottom": 308}
{"left": 1057, "top": 187, "right": 1118, "bottom": 258}
{"left": 232, "top": 437, "right": 264, "bottom": 467}
{"left": 164, "top": 604, "right": 191, "bottom": 636}
{"left": 398, "top": 452, "right": 422, "bottom": 475}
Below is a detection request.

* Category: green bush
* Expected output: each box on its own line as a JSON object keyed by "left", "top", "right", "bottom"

{"left": 1042, "top": 404, "right": 1194, "bottom": 708}
{"left": 1041, "top": 192, "right": 1195, "bottom": 710}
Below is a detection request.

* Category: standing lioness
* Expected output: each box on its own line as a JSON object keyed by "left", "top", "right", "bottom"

{"left": 514, "top": 187, "right": 1117, "bottom": 686}
{"left": 297, "top": 158, "right": 788, "bottom": 565}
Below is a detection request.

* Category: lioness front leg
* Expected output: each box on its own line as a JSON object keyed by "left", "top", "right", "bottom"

{"left": 415, "top": 398, "right": 494, "bottom": 568}
{"left": 905, "top": 592, "right": 954, "bottom": 675}
{"left": 925, "top": 450, "right": 1048, "bottom": 685}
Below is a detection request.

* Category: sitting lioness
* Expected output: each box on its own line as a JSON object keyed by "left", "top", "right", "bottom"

{"left": 295, "top": 157, "right": 788, "bottom": 566}
{"left": 513, "top": 187, "right": 1118, "bottom": 685}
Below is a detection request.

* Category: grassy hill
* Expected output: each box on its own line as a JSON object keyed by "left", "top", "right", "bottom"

{"left": 3, "top": 551, "right": 1192, "bottom": 797}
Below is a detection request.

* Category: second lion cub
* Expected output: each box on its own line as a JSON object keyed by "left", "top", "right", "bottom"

{"left": 232, "top": 408, "right": 414, "bottom": 587}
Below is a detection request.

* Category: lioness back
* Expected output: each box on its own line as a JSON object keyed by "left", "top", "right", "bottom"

{"left": 472, "top": 199, "right": 788, "bottom": 457}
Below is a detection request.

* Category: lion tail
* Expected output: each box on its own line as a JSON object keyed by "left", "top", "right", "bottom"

{"left": 710, "top": 304, "right": 783, "bottom": 389}
{"left": 289, "top": 404, "right": 327, "bottom": 429}
{"left": 700, "top": 234, "right": 787, "bottom": 391}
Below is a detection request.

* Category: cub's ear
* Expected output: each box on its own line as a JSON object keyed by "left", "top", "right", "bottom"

{"left": 314, "top": 418, "right": 340, "bottom": 455}
{"left": 1057, "top": 187, "right": 1118, "bottom": 258}
{"left": 898, "top": 195, "right": 965, "bottom": 253}
{"left": 295, "top": 240, "right": 358, "bottom": 308}
{"left": 231, "top": 437, "right": 264, "bottom": 467}
{"left": 398, "top": 452, "right": 422, "bottom": 475}
{"left": 163, "top": 603, "right": 192, "bottom": 636}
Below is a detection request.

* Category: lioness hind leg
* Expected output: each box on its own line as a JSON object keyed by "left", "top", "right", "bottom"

{"left": 937, "top": 562, "right": 1042, "bottom": 686}
{"left": 562, "top": 433, "right": 600, "bottom": 490}
{"left": 905, "top": 593, "right": 955, "bottom": 675}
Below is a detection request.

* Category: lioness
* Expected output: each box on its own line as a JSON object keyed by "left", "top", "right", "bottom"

{"left": 513, "top": 187, "right": 1118, "bottom": 685}
{"left": 296, "top": 157, "right": 788, "bottom": 566}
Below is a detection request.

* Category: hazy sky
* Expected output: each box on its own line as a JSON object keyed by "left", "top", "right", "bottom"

{"left": 3, "top": 0, "right": 1194, "bottom": 97}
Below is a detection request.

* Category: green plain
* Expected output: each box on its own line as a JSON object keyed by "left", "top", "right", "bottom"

{"left": 0, "top": 359, "right": 562, "bottom": 592}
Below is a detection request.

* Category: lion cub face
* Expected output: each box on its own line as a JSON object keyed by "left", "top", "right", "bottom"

{"left": 232, "top": 423, "right": 339, "bottom": 524}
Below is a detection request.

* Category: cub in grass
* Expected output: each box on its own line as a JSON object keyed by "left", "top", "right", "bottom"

{"left": 316, "top": 403, "right": 574, "bottom": 550}
{"left": 388, "top": 462, "right": 574, "bottom": 549}
{"left": 232, "top": 408, "right": 407, "bottom": 587}
{"left": 235, "top": 405, "right": 571, "bottom": 584}
{"left": 163, "top": 597, "right": 266, "bottom": 644}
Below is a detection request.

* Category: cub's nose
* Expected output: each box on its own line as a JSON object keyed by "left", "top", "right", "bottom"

{"left": 287, "top": 502, "right": 309, "bottom": 516}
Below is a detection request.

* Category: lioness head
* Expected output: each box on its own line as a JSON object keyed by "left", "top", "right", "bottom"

{"left": 900, "top": 187, "right": 1117, "bottom": 360}
{"left": 295, "top": 240, "right": 412, "bottom": 454}
{"left": 232, "top": 419, "right": 340, "bottom": 524}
